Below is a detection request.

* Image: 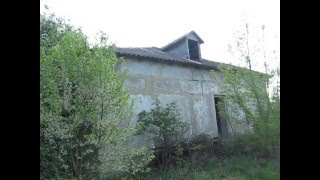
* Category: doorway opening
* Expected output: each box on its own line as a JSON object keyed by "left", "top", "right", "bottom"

{"left": 214, "top": 96, "right": 228, "bottom": 138}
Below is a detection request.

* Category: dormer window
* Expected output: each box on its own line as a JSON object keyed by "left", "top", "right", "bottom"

{"left": 188, "top": 39, "right": 200, "bottom": 60}
{"left": 161, "top": 31, "right": 204, "bottom": 62}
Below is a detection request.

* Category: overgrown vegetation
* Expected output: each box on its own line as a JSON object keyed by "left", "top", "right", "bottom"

{"left": 137, "top": 99, "right": 190, "bottom": 168}
{"left": 40, "top": 14, "right": 153, "bottom": 179}
{"left": 40, "top": 13, "right": 279, "bottom": 179}
{"left": 212, "top": 23, "right": 280, "bottom": 158}
{"left": 135, "top": 155, "right": 279, "bottom": 180}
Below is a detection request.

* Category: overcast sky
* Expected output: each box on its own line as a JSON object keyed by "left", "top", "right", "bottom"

{"left": 40, "top": 0, "right": 280, "bottom": 72}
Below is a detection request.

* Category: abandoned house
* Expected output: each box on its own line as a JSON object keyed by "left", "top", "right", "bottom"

{"left": 115, "top": 31, "right": 247, "bottom": 143}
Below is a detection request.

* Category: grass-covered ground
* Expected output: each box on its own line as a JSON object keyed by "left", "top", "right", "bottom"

{"left": 125, "top": 155, "right": 279, "bottom": 180}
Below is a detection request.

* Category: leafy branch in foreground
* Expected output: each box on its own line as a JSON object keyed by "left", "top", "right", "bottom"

{"left": 40, "top": 13, "right": 153, "bottom": 179}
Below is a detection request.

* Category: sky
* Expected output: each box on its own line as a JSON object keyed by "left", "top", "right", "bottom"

{"left": 40, "top": 0, "right": 280, "bottom": 73}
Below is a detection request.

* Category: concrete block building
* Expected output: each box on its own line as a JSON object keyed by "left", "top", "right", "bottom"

{"left": 115, "top": 31, "right": 244, "bottom": 140}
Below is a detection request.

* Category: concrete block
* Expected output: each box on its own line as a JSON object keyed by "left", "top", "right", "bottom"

{"left": 160, "top": 65, "right": 193, "bottom": 79}
{"left": 192, "top": 97, "right": 218, "bottom": 138}
{"left": 192, "top": 69, "right": 213, "bottom": 81}
{"left": 129, "top": 94, "right": 154, "bottom": 124}
{"left": 120, "top": 58, "right": 161, "bottom": 76}
{"left": 202, "top": 82, "right": 218, "bottom": 94}
{"left": 153, "top": 80, "right": 181, "bottom": 93}
{"left": 126, "top": 76, "right": 145, "bottom": 92}
{"left": 180, "top": 80, "right": 202, "bottom": 94}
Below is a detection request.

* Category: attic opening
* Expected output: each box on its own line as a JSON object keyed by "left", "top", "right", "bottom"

{"left": 188, "top": 39, "right": 200, "bottom": 60}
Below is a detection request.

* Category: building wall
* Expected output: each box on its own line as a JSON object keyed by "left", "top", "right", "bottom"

{"left": 120, "top": 57, "right": 225, "bottom": 140}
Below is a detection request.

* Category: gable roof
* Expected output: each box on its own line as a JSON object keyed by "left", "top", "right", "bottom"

{"left": 115, "top": 46, "right": 227, "bottom": 70}
{"left": 114, "top": 31, "right": 264, "bottom": 75}
{"left": 161, "top": 31, "right": 204, "bottom": 50}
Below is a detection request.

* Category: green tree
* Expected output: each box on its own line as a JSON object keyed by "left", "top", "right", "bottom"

{"left": 40, "top": 14, "right": 153, "bottom": 179}
{"left": 212, "top": 23, "right": 280, "bottom": 157}
{"left": 137, "top": 99, "right": 189, "bottom": 167}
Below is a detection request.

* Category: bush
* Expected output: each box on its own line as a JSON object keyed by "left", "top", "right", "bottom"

{"left": 137, "top": 99, "right": 190, "bottom": 168}
{"left": 223, "top": 133, "right": 279, "bottom": 159}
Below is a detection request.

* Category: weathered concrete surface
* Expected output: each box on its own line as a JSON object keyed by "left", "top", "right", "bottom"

{"left": 160, "top": 64, "right": 193, "bottom": 79}
{"left": 120, "top": 58, "right": 234, "bottom": 142}
{"left": 202, "top": 81, "right": 220, "bottom": 94}
{"left": 126, "top": 77, "right": 145, "bottom": 92}
{"left": 180, "top": 80, "right": 202, "bottom": 94}
{"left": 153, "top": 80, "right": 181, "bottom": 93}
{"left": 192, "top": 69, "right": 213, "bottom": 81}
{"left": 129, "top": 94, "right": 153, "bottom": 124}
{"left": 192, "top": 97, "right": 217, "bottom": 137}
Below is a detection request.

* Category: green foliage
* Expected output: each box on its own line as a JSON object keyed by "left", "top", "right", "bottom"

{"left": 40, "top": 13, "right": 152, "bottom": 179}
{"left": 188, "top": 134, "right": 211, "bottom": 153}
{"left": 137, "top": 99, "right": 189, "bottom": 147}
{"left": 131, "top": 155, "right": 279, "bottom": 180}
{"left": 137, "top": 99, "right": 190, "bottom": 167}
{"left": 211, "top": 23, "right": 280, "bottom": 157}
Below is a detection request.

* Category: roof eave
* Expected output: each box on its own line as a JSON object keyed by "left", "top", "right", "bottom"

{"left": 115, "top": 52, "right": 217, "bottom": 70}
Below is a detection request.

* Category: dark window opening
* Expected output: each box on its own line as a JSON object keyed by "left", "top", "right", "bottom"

{"left": 214, "top": 97, "right": 228, "bottom": 138}
{"left": 188, "top": 39, "right": 200, "bottom": 60}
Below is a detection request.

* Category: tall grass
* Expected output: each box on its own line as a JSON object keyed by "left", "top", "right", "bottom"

{"left": 124, "top": 155, "right": 279, "bottom": 180}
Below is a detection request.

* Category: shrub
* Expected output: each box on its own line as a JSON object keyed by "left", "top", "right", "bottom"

{"left": 137, "top": 99, "right": 190, "bottom": 168}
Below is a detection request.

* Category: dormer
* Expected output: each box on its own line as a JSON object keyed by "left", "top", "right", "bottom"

{"left": 161, "top": 31, "right": 204, "bottom": 61}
